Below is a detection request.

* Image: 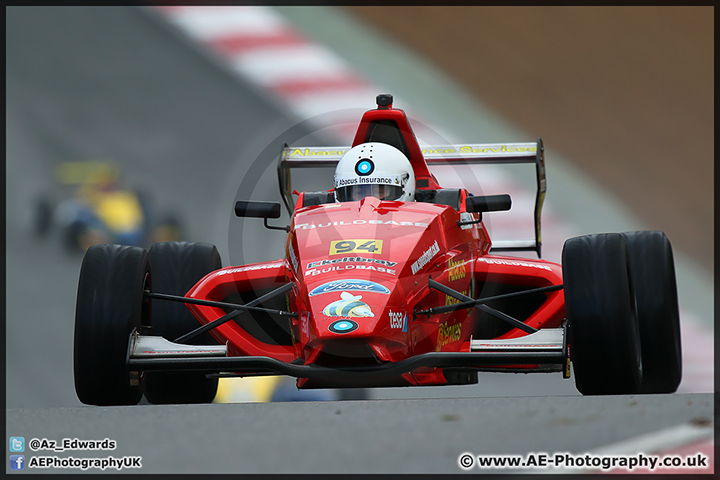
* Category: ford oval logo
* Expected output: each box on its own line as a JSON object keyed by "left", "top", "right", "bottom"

{"left": 309, "top": 279, "right": 390, "bottom": 296}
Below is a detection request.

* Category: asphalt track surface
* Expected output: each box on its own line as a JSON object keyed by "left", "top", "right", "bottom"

{"left": 5, "top": 6, "right": 715, "bottom": 475}
{"left": 5, "top": 394, "right": 714, "bottom": 474}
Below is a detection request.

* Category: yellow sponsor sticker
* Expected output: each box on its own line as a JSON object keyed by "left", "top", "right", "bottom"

{"left": 448, "top": 258, "right": 467, "bottom": 282}
{"left": 436, "top": 320, "right": 463, "bottom": 350}
{"left": 330, "top": 239, "right": 383, "bottom": 255}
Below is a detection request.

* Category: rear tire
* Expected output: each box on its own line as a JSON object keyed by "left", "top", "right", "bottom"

{"left": 143, "top": 241, "right": 221, "bottom": 404}
{"left": 74, "top": 244, "right": 150, "bottom": 406}
{"left": 562, "top": 233, "right": 642, "bottom": 395}
{"left": 152, "top": 214, "right": 184, "bottom": 243}
{"left": 622, "top": 231, "right": 681, "bottom": 393}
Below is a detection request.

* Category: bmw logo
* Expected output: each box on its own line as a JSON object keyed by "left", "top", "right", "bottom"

{"left": 328, "top": 319, "right": 359, "bottom": 334}
{"left": 355, "top": 158, "right": 375, "bottom": 176}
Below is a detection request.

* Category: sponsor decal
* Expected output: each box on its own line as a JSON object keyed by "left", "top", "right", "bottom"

{"left": 293, "top": 220, "right": 429, "bottom": 230}
{"left": 300, "top": 312, "right": 309, "bottom": 340}
{"left": 216, "top": 263, "right": 285, "bottom": 275}
{"left": 357, "top": 175, "right": 398, "bottom": 185}
{"left": 309, "top": 279, "right": 390, "bottom": 296}
{"left": 389, "top": 310, "right": 407, "bottom": 332}
{"left": 421, "top": 145, "right": 536, "bottom": 155}
{"left": 355, "top": 159, "right": 374, "bottom": 176}
{"left": 336, "top": 177, "right": 357, "bottom": 187}
{"left": 323, "top": 292, "right": 374, "bottom": 318}
{"left": 288, "top": 243, "right": 299, "bottom": 272}
{"left": 328, "top": 319, "right": 359, "bottom": 334}
{"left": 308, "top": 257, "right": 397, "bottom": 269}
{"left": 437, "top": 321, "right": 462, "bottom": 349}
{"left": 411, "top": 240, "right": 440, "bottom": 275}
{"left": 287, "top": 148, "right": 348, "bottom": 157}
{"left": 330, "top": 239, "right": 382, "bottom": 255}
{"left": 448, "top": 258, "right": 467, "bottom": 282}
{"left": 306, "top": 264, "right": 396, "bottom": 277}
{"left": 285, "top": 145, "right": 536, "bottom": 159}
{"left": 478, "top": 257, "right": 552, "bottom": 271}
{"left": 445, "top": 289, "right": 470, "bottom": 306}
{"left": 335, "top": 175, "right": 402, "bottom": 187}
{"left": 459, "top": 212, "right": 474, "bottom": 230}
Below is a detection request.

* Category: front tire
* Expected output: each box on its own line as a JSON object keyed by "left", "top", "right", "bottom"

{"left": 74, "top": 244, "right": 150, "bottom": 406}
{"left": 622, "top": 231, "right": 681, "bottom": 393}
{"left": 143, "top": 241, "right": 221, "bottom": 404}
{"left": 562, "top": 233, "right": 642, "bottom": 395}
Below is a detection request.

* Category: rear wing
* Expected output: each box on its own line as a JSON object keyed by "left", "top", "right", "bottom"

{"left": 277, "top": 138, "right": 546, "bottom": 257}
{"left": 54, "top": 161, "right": 120, "bottom": 185}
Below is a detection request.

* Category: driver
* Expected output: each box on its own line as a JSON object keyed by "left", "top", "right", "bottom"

{"left": 334, "top": 143, "right": 415, "bottom": 202}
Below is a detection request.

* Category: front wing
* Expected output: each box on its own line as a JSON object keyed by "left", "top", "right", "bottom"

{"left": 127, "top": 326, "right": 570, "bottom": 381}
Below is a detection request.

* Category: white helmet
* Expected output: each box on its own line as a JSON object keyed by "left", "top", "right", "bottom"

{"left": 334, "top": 143, "right": 415, "bottom": 202}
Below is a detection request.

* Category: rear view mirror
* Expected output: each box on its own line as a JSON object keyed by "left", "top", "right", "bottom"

{"left": 234, "top": 201, "right": 281, "bottom": 219}
{"left": 234, "top": 201, "right": 287, "bottom": 232}
{"left": 466, "top": 194, "right": 512, "bottom": 213}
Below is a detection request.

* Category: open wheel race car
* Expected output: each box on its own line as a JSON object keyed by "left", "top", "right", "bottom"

{"left": 34, "top": 161, "right": 184, "bottom": 253}
{"left": 73, "top": 94, "right": 682, "bottom": 405}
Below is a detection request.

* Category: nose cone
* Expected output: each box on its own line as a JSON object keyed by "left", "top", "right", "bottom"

{"left": 308, "top": 282, "right": 392, "bottom": 340}
{"left": 302, "top": 277, "right": 411, "bottom": 371}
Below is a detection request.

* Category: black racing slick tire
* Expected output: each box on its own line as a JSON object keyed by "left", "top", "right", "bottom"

{"left": 622, "top": 231, "right": 682, "bottom": 393}
{"left": 143, "top": 241, "right": 221, "bottom": 404}
{"left": 562, "top": 233, "right": 642, "bottom": 395}
{"left": 74, "top": 244, "right": 150, "bottom": 406}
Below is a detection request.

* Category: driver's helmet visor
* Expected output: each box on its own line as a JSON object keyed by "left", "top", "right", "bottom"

{"left": 335, "top": 184, "right": 404, "bottom": 202}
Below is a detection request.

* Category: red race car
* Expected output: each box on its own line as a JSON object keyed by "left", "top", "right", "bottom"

{"left": 73, "top": 94, "right": 682, "bottom": 405}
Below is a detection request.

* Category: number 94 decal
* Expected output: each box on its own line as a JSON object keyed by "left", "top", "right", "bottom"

{"left": 330, "top": 239, "right": 383, "bottom": 255}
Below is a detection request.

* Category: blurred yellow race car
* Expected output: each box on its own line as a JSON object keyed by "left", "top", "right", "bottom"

{"left": 34, "top": 161, "right": 183, "bottom": 252}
